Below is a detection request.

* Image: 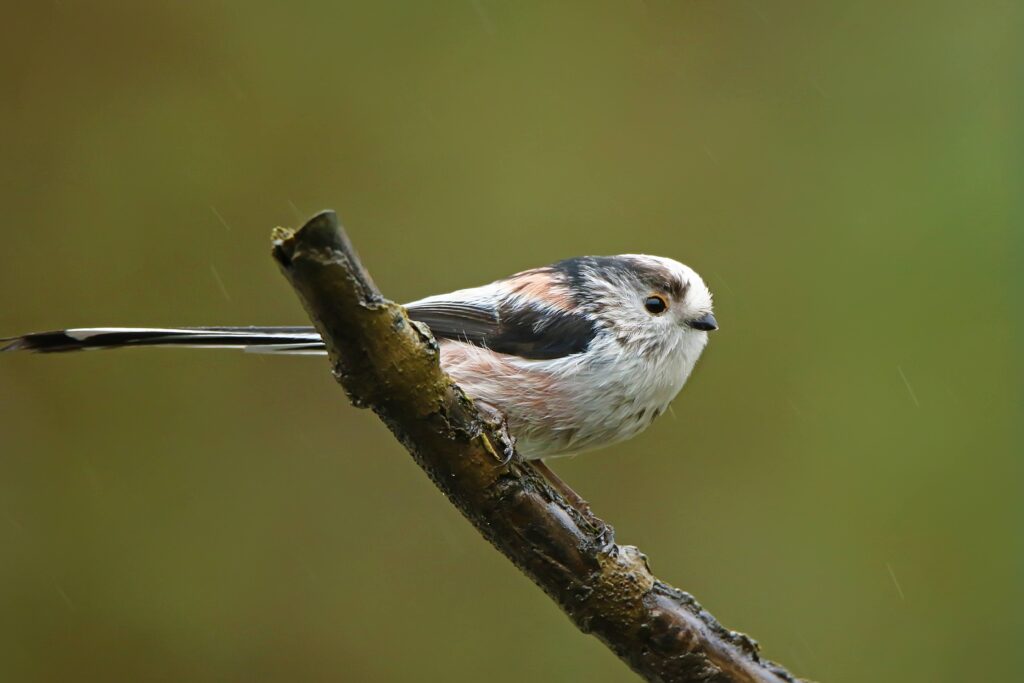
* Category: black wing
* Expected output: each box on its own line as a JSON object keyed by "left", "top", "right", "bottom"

{"left": 406, "top": 300, "right": 597, "bottom": 360}
{"left": 404, "top": 301, "right": 499, "bottom": 346}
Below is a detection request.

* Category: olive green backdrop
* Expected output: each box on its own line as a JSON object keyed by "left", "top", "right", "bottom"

{"left": 1, "top": 3, "right": 1020, "bottom": 682}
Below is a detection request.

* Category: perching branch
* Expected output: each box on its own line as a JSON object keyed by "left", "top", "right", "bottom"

{"left": 271, "top": 210, "right": 808, "bottom": 683}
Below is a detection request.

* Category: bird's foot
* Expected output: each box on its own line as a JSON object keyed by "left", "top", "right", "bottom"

{"left": 475, "top": 400, "right": 518, "bottom": 465}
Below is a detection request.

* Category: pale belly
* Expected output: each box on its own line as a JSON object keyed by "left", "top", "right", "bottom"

{"left": 438, "top": 339, "right": 699, "bottom": 460}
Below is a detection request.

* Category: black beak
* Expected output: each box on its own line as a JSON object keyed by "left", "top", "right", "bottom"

{"left": 687, "top": 312, "right": 718, "bottom": 331}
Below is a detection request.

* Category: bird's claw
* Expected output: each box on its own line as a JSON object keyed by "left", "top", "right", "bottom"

{"left": 476, "top": 400, "right": 518, "bottom": 465}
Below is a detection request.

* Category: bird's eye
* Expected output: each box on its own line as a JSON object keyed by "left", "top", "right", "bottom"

{"left": 644, "top": 295, "right": 668, "bottom": 315}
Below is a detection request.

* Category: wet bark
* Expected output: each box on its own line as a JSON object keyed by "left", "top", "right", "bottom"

{"left": 271, "top": 210, "right": 809, "bottom": 683}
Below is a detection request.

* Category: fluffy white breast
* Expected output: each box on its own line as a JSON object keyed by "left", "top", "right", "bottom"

{"left": 438, "top": 326, "right": 708, "bottom": 460}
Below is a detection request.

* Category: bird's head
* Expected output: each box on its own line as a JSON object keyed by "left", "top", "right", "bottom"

{"left": 559, "top": 254, "right": 717, "bottom": 357}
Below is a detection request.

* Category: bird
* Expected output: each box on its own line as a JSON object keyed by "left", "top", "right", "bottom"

{"left": 3, "top": 255, "right": 717, "bottom": 466}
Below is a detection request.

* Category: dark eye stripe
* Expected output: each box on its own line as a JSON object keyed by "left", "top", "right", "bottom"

{"left": 551, "top": 256, "right": 688, "bottom": 304}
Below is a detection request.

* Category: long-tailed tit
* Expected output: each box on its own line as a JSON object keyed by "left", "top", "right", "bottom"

{"left": 3, "top": 255, "right": 717, "bottom": 462}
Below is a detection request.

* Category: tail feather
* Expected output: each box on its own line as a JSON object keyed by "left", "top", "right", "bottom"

{"left": 1, "top": 327, "right": 325, "bottom": 354}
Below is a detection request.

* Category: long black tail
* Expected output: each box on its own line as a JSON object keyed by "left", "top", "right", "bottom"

{"left": 1, "top": 327, "right": 326, "bottom": 354}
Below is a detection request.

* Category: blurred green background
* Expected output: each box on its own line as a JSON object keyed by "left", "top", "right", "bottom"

{"left": 1, "top": 2, "right": 1020, "bottom": 681}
